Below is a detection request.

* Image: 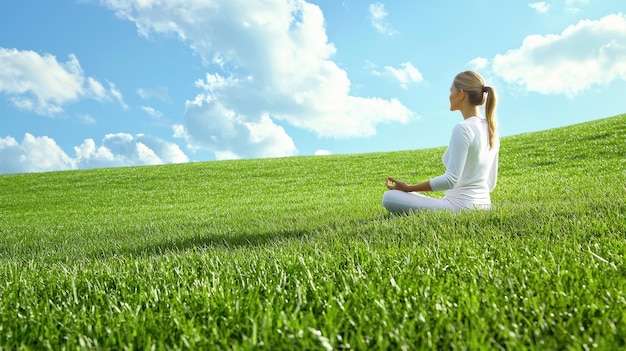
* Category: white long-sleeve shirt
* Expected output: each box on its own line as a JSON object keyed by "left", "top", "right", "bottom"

{"left": 429, "top": 116, "right": 499, "bottom": 210}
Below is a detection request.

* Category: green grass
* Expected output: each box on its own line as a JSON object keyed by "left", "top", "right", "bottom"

{"left": 1, "top": 114, "right": 625, "bottom": 350}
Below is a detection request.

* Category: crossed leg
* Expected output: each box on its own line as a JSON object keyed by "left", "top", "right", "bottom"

{"left": 382, "top": 190, "right": 457, "bottom": 214}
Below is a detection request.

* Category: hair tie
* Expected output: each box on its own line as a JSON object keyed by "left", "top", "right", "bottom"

{"left": 482, "top": 86, "right": 489, "bottom": 93}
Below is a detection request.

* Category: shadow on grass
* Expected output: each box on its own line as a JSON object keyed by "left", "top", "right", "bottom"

{"left": 116, "top": 214, "right": 394, "bottom": 259}
{"left": 114, "top": 226, "right": 315, "bottom": 259}
{"left": 0, "top": 227, "right": 318, "bottom": 264}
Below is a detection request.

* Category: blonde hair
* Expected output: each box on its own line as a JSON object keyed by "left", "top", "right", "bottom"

{"left": 453, "top": 70, "right": 498, "bottom": 149}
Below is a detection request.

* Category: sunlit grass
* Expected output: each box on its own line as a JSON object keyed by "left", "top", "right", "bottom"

{"left": 0, "top": 114, "right": 624, "bottom": 349}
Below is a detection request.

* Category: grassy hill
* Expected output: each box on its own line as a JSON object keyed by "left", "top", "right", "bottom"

{"left": 1, "top": 114, "right": 625, "bottom": 349}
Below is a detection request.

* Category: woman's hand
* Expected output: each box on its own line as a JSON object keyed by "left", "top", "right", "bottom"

{"left": 386, "top": 177, "right": 410, "bottom": 191}
{"left": 386, "top": 177, "right": 433, "bottom": 193}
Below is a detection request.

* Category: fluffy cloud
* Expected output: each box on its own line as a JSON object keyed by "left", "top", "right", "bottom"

{"left": 529, "top": 2, "right": 550, "bottom": 14}
{"left": 74, "top": 133, "right": 189, "bottom": 169}
{"left": 492, "top": 13, "right": 626, "bottom": 97}
{"left": 0, "top": 133, "right": 188, "bottom": 174}
{"left": 174, "top": 96, "right": 297, "bottom": 160}
{"left": 314, "top": 149, "right": 332, "bottom": 156}
{"left": 102, "top": 0, "right": 412, "bottom": 159}
{"left": 0, "top": 134, "right": 75, "bottom": 174}
{"left": 384, "top": 62, "right": 424, "bottom": 89}
{"left": 0, "top": 48, "right": 126, "bottom": 115}
{"left": 369, "top": 2, "right": 397, "bottom": 36}
{"left": 141, "top": 106, "right": 166, "bottom": 122}
{"left": 468, "top": 57, "right": 489, "bottom": 70}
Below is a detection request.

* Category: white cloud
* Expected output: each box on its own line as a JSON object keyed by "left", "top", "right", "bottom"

{"left": 77, "top": 113, "right": 97, "bottom": 125}
{"left": 369, "top": 2, "right": 397, "bottom": 36}
{"left": 492, "top": 13, "right": 626, "bottom": 97}
{"left": 0, "top": 48, "right": 126, "bottom": 115}
{"left": 314, "top": 149, "right": 332, "bottom": 156}
{"left": 468, "top": 57, "right": 489, "bottom": 70}
{"left": 107, "top": 82, "right": 127, "bottom": 109}
{"left": 141, "top": 106, "right": 165, "bottom": 121}
{"left": 383, "top": 62, "right": 424, "bottom": 89}
{"left": 214, "top": 150, "right": 240, "bottom": 161}
{"left": 529, "top": 2, "right": 550, "bottom": 14}
{"left": 174, "top": 97, "right": 297, "bottom": 160}
{"left": 74, "top": 133, "right": 189, "bottom": 169}
{"left": 0, "top": 133, "right": 188, "bottom": 174}
{"left": 0, "top": 134, "right": 75, "bottom": 174}
{"left": 137, "top": 86, "right": 172, "bottom": 103}
{"left": 102, "top": 0, "right": 412, "bottom": 159}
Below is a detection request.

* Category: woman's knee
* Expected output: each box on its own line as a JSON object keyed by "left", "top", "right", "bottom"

{"left": 382, "top": 190, "right": 410, "bottom": 213}
{"left": 382, "top": 190, "right": 401, "bottom": 205}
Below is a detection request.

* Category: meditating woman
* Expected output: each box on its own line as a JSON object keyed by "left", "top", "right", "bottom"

{"left": 382, "top": 70, "right": 499, "bottom": 214}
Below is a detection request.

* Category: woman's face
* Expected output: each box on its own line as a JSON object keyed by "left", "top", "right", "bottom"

{"left": 449, "top": 84, "right": 462, "bottom": 111}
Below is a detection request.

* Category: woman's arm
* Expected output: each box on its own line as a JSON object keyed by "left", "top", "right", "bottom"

{"left": 386, "top": 124, "right": 470, "bottom": 193}
{"left": 429, "top": 124, "right": 470, "bottom": 192}
{"left": 386, "top": 177, "right": 433, "bottom": 192}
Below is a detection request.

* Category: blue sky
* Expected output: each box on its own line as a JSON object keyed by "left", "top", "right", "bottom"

{"left": 1, "top": 0, "right": 624, "bottom": 174}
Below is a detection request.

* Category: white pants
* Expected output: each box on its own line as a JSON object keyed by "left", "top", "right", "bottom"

{"left": 382, "top": 190, "right": 457, "bottom": 214}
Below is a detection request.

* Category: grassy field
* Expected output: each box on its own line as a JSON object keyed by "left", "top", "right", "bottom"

{"left": 1, "top": 114, "right": 625, "bottom": 350}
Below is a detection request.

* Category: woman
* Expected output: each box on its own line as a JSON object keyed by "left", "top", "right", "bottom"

{"left": 382, "top": 70, "right": 499, "bottom": 214}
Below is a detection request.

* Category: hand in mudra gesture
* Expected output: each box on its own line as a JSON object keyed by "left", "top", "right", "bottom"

{"left": 386, "top": 177, "right": 410, "bottom": 192}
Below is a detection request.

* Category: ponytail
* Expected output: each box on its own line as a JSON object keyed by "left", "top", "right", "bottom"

{"left": 484, "top": 86, "right": 497, "bottom": 149}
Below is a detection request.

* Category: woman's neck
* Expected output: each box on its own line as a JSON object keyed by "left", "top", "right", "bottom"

{"left": 461, "top": 105, "right": 481, "bottom": 120}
